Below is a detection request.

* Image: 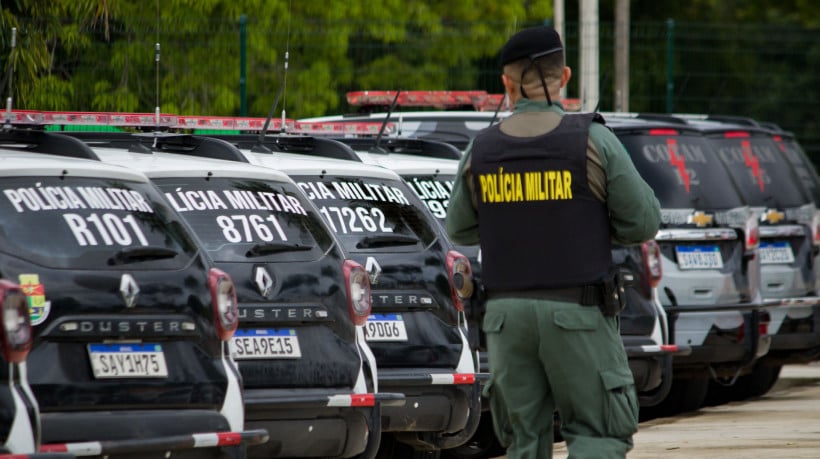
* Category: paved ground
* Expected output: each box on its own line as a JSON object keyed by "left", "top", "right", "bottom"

{"left": 495, "top": 363, "right": 820, "bottom": 458}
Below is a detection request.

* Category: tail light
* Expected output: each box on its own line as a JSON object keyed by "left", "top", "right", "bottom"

{"left": 0, "top": 280, "right": 32, "bottom": 364}
{"left": 446, "top": 250, "right": 474, "bottom": 312}
{"left": 343, "top": 260, "right": 372, "bottom": 326}
{"left": 745, "top": 213, "right": 760, "bottom": 253}
{"left": 208, "top": 268, "right": 239, "bottom": 341}
{"left": 811, "top": 210, "right": 820, "bottom": 246}
{"left": 641, "top": 240, "right": 663, "bottom": 288}
{"left": 759, "top": 310, "right": 770, "bottom": 337}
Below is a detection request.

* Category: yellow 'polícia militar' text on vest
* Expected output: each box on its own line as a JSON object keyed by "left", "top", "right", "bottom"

{"left": 478, "top": 168, "right": 573, "bottom": 203}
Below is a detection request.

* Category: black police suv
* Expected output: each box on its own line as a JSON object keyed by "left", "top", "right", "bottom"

{"left": 189, "top": 133, "right": 484, "bottom": 459}
{"left": 604, "top": 114, "right": 771, "bottom": 415}
{"left": 0, "top": 127, "right": 263, "bottom": 458}
{"left": 66, "top": 131, "right": 402, "bottom": 459}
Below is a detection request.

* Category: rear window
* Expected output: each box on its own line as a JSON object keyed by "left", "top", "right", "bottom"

{"left": 404, "top": 174, "right": 456, "bottom": 222}
{"left": 707, "top": 134, "right": 809, "bottom": 208}
{"left": 152, "top": 177, "right": 334, "bottom": 262}
{"left": 292, "top": 175, "right": 438, "bottom": 253}
{"left": 616, "top": 131, "right": 745, "bottom": 209}
{"left": 772, "top": 136, "right": 820, "bottom": 204}
{"left": 0, "top": 176, "right": 197, "bottom": 269}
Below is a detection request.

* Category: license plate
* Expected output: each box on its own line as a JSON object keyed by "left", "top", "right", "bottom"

{"left": 88, "top": 343, "right": 168, "bottom": 378}
{"left": 759, "top": 241, "right": 795, "bottom": 264}
{"left": 676, "top": 245, "right": 724, "bottom": 269}
{"left": 364, "top": 314, "right": 409, "bottom": 342}
{"left": 230, "top": 329, "right": 302, "bottom": 359}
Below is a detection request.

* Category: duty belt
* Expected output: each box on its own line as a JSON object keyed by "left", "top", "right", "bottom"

{"left": 486, "top": 285, "right": 603, "bottom": 306}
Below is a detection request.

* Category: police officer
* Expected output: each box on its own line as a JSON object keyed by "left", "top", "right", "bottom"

{"left": 445, "top": 26, "right": 660, "bottom": 459}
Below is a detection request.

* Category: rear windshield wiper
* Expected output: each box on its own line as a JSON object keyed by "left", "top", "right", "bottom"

{"left": 246, "top": 242, "right": 314, "bottom": 257}
{"left": 356, "top": 234, "right": 420, "bottom": 249}
{"left": 108, "top": 246, "right": 178, "bottom": 265}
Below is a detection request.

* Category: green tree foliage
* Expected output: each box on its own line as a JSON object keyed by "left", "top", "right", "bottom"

{"left": 0, "top": 0, "right": 817, "bottom": 157}
{"left": 1, "top": 0, "right": 551, "bottom": 117}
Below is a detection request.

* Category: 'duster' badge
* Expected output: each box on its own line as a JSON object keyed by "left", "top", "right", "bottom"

{"left": 18, "top": 273, "right": 50, "bottom": 326}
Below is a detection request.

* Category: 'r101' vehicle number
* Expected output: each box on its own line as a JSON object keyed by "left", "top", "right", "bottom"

{"left": 64, "top": 212, "right": 149, "bottom": 247}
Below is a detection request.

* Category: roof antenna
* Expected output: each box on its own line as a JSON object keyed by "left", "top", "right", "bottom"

{"left": 371, "top": 89, "right": 401, "bottom": 153}
{"left": 254, "top": 0, "right": 292, "bottom": 153}
{"left": 153, "top": 42, "right": 161, "bottom": 147}
{"left": 152, "top": 0, "right": 162, "bottom": 147}
{"left": 3, "top": 27, "right": 17, "bottom": 128}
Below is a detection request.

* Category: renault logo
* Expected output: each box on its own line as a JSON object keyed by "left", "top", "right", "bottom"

{"left": 687, "top": 211, "right": 713, "bottom": 227}
{"left": 761, "top": 209, "right": 785, "bottom": 224}
{"left": 254, "top": 266, "right": 274, "bottom": 298}
{"left": 120, "top": 274, "right": 140, "bottom": 308}
{"left": 365, "top": 256, "right": 382, "bottom": 285}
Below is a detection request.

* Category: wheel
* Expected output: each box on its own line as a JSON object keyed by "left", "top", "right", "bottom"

{"left": 441, "top": 415, "right": 506, "bottom": 459}
{"left": 640, "top": 376, "right": 709, "bottom": 419}
{"left": 733, "top": 363, "right": 783, "bottom": 399}
{"left": 376, "top": 434, "right": 441, "bottom": 459}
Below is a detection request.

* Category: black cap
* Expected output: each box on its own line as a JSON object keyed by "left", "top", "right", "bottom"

{"left": 499, "top": 26, "right": 563, "bottom": 67}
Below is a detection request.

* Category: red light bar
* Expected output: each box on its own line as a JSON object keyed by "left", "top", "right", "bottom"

{"left": 648, "top": 128, "right": 679, "bottom": 136}
{"left": 772, "top": 135, "right": 782, "bottom": 142}
{"left": 174, "top": 115, "right": 293, "bottom": 131}
{"left": 293, "top": 120, "right": 395, "bottom": 136}
{"left": 1, "top": 109, "right": 45, "bottom": 125}
{"left": 41, "top": 111, "right": 176, "bottom": 127}
{"left": 3, "top": 110, "right": 396, "bottom": 136}
{"left": 347, "top": 90, "right": 581, "bottom": 113}
{"left": 347, "top": 90, "right": 489, "bottom": 109}
{"left": 724, "top": 131, "right": 750, "bottom": 138}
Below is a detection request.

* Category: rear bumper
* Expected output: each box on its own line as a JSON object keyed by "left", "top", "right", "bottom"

{"left": 243, "top": 389, "right": 404, "bottom": 458}
{"left": 664, "top": 302, "right": 772, "bottom": 377}
{"left": 761, "top": 300, "right": 820, "bottom": 364}
{"left": 379, "top": 370, "right": 488, "bottom": 449}
{"left": 39, "top": 410, "right": 267, "bottom": 458}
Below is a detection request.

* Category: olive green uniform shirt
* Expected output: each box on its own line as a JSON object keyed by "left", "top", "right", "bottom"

{"left": 446, "top": 99, "right": 661, "bottom": 246}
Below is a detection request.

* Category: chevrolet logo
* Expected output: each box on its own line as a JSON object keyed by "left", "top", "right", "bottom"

{"left": 687, "top": 211, "right": 713, "bottom": 227}
{"left": 761, "top": 209, "right": 785, "bottom": 224}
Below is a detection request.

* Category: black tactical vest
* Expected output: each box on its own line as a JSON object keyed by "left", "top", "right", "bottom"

{"left": 471, "top": 113, "right": 612, "bottom": 292}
